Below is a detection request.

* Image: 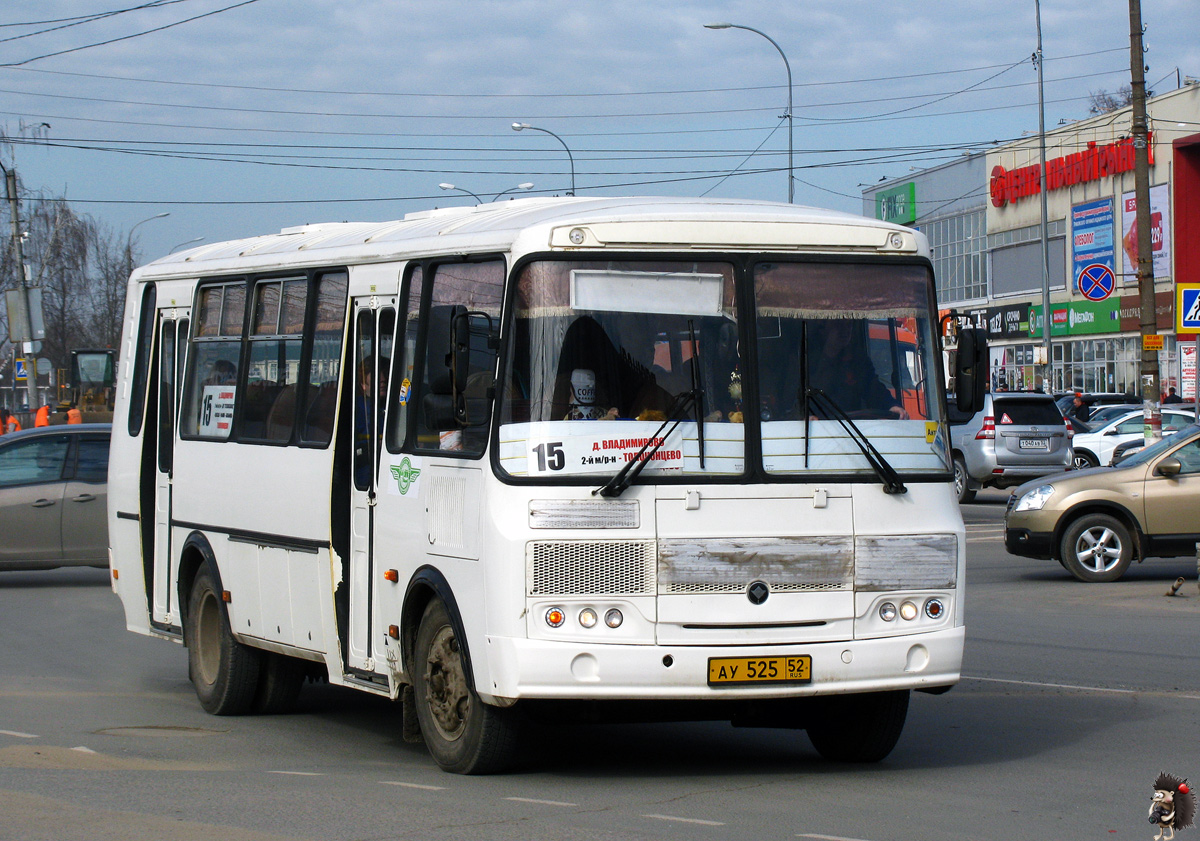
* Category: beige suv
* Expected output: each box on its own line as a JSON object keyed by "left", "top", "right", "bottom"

{"left": 1004, "top": 424, "right": 1200, "bottom": 582}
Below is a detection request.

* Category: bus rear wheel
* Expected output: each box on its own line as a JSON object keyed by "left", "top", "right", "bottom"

{"left": 412, "top": 599, "right": 519, "bottom": 774}
{"left": 185, "top": 565, "right": 262, "bottom": 715}
{"left": 806, "top": 690, "right": 909, "bottom": 762}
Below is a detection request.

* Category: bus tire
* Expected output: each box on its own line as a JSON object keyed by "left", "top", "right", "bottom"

{"left": 185, "top": 565, "right": 262, "bottom": 715}
{"left": 253, "top": 653, "right": 306, "bottom": 714}
{"left": 806, "top": 690, "right": 909, "bottom": 763}
{"left": 412, "top": 598, "right": 519, "bottom": 774}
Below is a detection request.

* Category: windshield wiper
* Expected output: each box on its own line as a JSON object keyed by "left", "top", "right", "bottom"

{"left": 805, "top": 388, "right": 907, "bottom": 495}
{"left": 594, "top": 388, "right": 701, "bottom": 498}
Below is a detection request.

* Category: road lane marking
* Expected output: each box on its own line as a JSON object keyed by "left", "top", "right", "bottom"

{"left": 967, "top": 676, "right": 1136, "bottom": 694}
{"left": 798, "top": 834, "right": 877, "bottom": 841}
{"left": 268, "top": 770, "right": 325, "bottom": 776}
{"left": 505, "top": 797, "right": 577, "bottom": 807}
{"left": 0, "top": 730, "right": 38, "bottom": 739}
{"left": 643, "top": 814, "right": 724, "bottom": 826}
{"left": 381, "top": 781, "right": 446, "bottom": 790}
{"left": 71, "top": 746, "right": 95, "bottom": 754}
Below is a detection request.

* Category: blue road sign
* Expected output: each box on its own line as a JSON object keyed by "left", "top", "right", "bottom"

{"left": 1077, "top": 263, "right": 1116, "bottom": 301}
{"left": 1181, "top": 286, "right": 1200, "bottom": 332}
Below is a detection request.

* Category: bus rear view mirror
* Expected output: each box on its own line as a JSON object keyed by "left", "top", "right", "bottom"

{"left": 954, "top": 327, "right": 987, "bottom": 414}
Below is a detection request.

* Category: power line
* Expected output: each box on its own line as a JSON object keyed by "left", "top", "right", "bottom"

{"left": 0, "top": 1, "right": 191, "bottom": 43}
{"left": 0, "top": 45, "right": 1129, "bottom": 98}
{"left": 0, "top": 0, "right": 264, "bottom": 67}
{"left": 0, "top": 0, "right": 188, "bottom": 28}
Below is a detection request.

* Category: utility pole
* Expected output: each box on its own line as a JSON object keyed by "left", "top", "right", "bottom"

{"left": 1128, "top": 0, "right": 1160, "bottom": 444}
{"left": 3, "top": 164, "right": 39, "bottom": 414}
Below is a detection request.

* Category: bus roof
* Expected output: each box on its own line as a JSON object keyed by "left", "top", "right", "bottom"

{"left": 133, "top": 196, "right": 927, "bottom": 281}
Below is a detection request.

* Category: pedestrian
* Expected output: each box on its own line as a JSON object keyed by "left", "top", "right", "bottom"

{"left": 1, "top": 407, "right": 20, "bottom": 434}
{"left": 67, "top": 402, "right": 82, "bottom": 424}
{"left": 1070, "top": 393, "right": 1090, "bottom": 422}
{"left": 1163, "top": 386, "right": 1183, "bottom": 404}
{"left": 34, "top": 403, "right": 50, "bottom": 427}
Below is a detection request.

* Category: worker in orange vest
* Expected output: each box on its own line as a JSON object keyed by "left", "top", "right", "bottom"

{"left": 1, "top": 408, "right": 20, "bottom": 434}
{"left": 34, "top": 403, "right": 50, "bottom": 427}
{"left": 67, "top": 402, "right": 82, "bottom": 424}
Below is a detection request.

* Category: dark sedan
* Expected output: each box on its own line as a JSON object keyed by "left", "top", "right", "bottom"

{"left": 0, "top": 423, "right": 111, "bottom": 571}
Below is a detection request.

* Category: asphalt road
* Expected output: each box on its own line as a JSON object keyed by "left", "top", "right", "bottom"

{"left": 2, "top": 499, "right": 1199, "bottom": 841}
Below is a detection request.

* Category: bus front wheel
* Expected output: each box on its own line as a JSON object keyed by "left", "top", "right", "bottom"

{"left": 412, "top": 598, "right": 519, "bottom": 774}
{"left": 185, "top": 565, "right": 262, "bottom": 715}
{"left": 806, "top": 690, "right": 909, "bottom": 762}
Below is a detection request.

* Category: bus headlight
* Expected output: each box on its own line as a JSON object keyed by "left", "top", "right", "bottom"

{"left": 545, "top": 607, "right": 566, "bottom": 628}
{"left": 878, "top": 602, "right": 897, "bottom": 622}
{"left": 578, "top": 608, "right": 598, "bottom": 628}
{"left": 924, "top": 598, "right": 945, "bottom": 620}
{"left": 899, "top": 601, "right": 919, "bottom": 621}
{"left": 604, "top": 608, "right": 623, "bottom": 628}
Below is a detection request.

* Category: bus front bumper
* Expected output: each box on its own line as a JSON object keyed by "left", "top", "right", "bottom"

{"left": 479, "top": 625, "right": 964, "bottom": 704}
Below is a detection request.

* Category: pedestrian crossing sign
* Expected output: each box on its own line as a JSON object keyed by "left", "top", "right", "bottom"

{"left": 1178, "top": 284, "right": 1200, "bottom": 335}
{"left": 14, "top": 358, "right": 27, "bottom": 382}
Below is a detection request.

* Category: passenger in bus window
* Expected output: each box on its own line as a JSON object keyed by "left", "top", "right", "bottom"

{"left": 806, "top": 319, "right": 908, "bottom": 420}
{"left": 203, "top": 359, "right": 237, "bottom": 386}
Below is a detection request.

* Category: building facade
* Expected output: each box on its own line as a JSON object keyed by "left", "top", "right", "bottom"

{"left": 866, "top": 82, "right": 1200, "bottom": 399}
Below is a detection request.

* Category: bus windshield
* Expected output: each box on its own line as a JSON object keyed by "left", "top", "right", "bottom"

{"left": 498, "top": 258, "right": 949, "bottom": 482}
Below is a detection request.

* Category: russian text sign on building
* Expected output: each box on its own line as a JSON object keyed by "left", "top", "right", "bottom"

{"left": 1072, "top": 199, "right": 1115, "bottom": 300}
{"left": 875, "top": 182, "right": 916, "bottom": 225}
{"left": 990, "top": 135, "right": 1154, "bottom": 208}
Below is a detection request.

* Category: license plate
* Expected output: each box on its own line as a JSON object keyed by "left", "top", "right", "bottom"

{"left": 707, "top": 655, "right": 811, "bottom": 686}
{"left": 1019, "top": 438, "right": 1049, "bottom": 450}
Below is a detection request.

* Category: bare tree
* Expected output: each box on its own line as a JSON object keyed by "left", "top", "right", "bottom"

{"left": 1088, "top": 85, "right": 1134, "bottom": 114}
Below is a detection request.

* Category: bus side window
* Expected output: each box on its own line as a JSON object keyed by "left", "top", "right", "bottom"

{"left": 413, "top": 260, "right": 504, "bottom": 457}
{"left": 386, "top": 265, "right": 423, "bottom": 453}
{"left": 300, "top": 271, "right": 348, "bottom": 446}
{"left": 181, "top": 282, "right": 246, "bottom": 440}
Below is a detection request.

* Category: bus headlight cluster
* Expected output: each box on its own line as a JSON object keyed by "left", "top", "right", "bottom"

{"left": 878, "top": 598, "right": 947, "bottom": 622}
{"left": 543, "top": 606, "right": 625, "bottom": 630}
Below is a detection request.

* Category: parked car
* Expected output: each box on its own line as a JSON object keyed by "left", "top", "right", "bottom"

{"left": 950, "top": 392, "right": 1073, "bottom": 504}
{"left": 0, "top": 423, "right": 111, "bottom": 571}
{"left": 1083, "top": 403, "right": 1142, "bottom": 426}
{"left": 1006, "top": 424, "right": 1200, "bottom": 582}
{"left": 1069, "top": 408, "right": 1195, "bottom": 469}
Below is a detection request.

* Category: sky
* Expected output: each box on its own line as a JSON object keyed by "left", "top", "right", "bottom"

{"left": 1, "top": 0, "right": 1198, "bottom": 264}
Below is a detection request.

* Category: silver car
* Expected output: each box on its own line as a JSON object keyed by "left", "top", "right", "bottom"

{"left": 950, "top": 392, "right": 1073, "bottom": 503}
{"left": 0, "top": 423, "right": 111, "bottom": 571}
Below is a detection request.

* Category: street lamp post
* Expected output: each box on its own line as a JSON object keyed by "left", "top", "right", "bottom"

{"left": 126, "top": 212, "right": 169, "bottom": 276}
{"left": 705, "top": 22, "right": 794, "bottom": 204}
{"left": 169, "top": 237, "right": 204, "bottom": 254}
{"left": 438, "top": 183, "right": 483, "bottom": 204}
{"left": 494, "top": 182, "right": 535, "bottom": 200}
{"left": 511, "top": 123, "right": 575, "bottom": 196}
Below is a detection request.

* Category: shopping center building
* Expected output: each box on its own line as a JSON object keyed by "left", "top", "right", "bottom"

{"left": 864, "top": 82, "right": 1200, "bottom": 398}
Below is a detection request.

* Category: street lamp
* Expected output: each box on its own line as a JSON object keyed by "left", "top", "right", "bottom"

{"left": 511, "top": 123, "right": 575, "bottom": 195}
{"left": 493, "top": 182, "right": 535, "bottom": 200}
{"left": 705, "top": 22, "right": 794, "bottom": 203}
{"left": 169, "top": 237, "right": 204, "bottom": 254}
{"left": 438, "top": 182, "right": 483, "bottom": 204}
{"left": 126, "top": 212, "right": 169, "bottom": 274}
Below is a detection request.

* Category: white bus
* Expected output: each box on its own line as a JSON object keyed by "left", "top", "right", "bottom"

{"left": 108, "top": 197, "right": 986, "bottom": 774}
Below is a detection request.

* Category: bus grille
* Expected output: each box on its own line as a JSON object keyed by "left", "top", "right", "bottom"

{"left": 527, "top": 540, "right": 656, "bottom": 596}
{"left": 657, "top": 537, "right": 854, "bottom": 594}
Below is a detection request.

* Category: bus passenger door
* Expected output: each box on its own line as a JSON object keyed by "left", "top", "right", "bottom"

{"left": 347, "top": 300, "right": 395, "bottom": 672}
{"left": 151, "top": 314, "right": 186, "bottom": 628}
